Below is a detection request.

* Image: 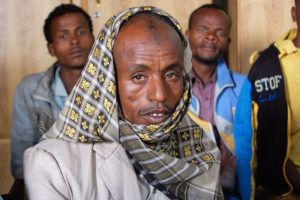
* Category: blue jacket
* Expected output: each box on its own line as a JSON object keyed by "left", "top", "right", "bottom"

{"left": 189, "top": 59, "right": 246, "bottom": 199}
{"left": 11, "top": 63, "right": 61, "bottom": 178}
{"left": 189, "top": 59, "right": 246, "bottom": 149}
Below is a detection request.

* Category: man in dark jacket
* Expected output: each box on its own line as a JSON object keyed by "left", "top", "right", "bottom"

{"left": 234, "top": 1, "right": 300, "bottom": 199}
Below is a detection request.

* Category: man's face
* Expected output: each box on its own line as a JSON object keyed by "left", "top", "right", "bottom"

{"left": 114, "top": 15, "right": 185, "bottom": 125}
{"left": 47, "top": 13, "right": 94, "bottom": 69}
{"left": 292, "top": 2, "right": 300, "bottom": 31}
{"left": 186, "top": 8, "right": 230, "bottom": 64}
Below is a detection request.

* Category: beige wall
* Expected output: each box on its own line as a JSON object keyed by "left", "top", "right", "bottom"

{"left": 85, "top": 0, "right": 211, "bottom": 35}
{"left": 0, "top": 0, "right": 211, "bottom": 193}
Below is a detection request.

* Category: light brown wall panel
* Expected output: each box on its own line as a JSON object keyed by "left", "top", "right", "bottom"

{"left": 86, "top": 0, "right": 212, "bottom": 36}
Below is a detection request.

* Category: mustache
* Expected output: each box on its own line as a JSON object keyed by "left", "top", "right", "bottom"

{"left": 199, "top": 43, "right": 217, "bottom": 50}
{"left": 139, "top": 103, "right": 174, "bottom": 115}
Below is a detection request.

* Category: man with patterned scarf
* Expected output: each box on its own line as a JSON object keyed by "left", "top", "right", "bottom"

{"left": 23, "top": 6, "right": 223, "bottom": 200}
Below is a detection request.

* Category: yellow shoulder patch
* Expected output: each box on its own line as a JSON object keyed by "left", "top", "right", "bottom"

{"left": 249, "top": 51, "right": 260, "bottom": 65}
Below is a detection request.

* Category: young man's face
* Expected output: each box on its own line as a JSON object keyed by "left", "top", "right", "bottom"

{"left": 114, "top": 15, "right": 185, "bottom": 125}
{"left": 186, "top": 8, "right": 230, "bottom": 64}
{"left": 47, "top": 13, "right": 94, "bottom": 69}
{"left": 292, "top": 2, "right": 300, "bottom": 31}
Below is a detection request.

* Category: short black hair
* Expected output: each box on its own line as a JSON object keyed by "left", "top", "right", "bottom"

{"left": 188, "top": 4, "right": 231, "bottom": 30}
{"left": 43, "top": 4, "right": 93, "bottom": 43}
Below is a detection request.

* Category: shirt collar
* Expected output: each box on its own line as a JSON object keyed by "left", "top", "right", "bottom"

{"left": 52, "top": 66, "right": 68, "bottom": 98}
{"left": 275, "top": 29, "right": 300, "bottom": 57}
{"left": 191, "top": 67, "right": 217, "bottom": 86}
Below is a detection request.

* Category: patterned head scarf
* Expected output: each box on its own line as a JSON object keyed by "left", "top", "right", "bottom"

{"left": 46, "top": 6, "right": 222, "bottom": 199}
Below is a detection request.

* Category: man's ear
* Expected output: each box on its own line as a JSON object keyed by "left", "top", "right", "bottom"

{"left": 47, "top": 43, "right": 55, "bottom": 57}
{"left": 292, "top": 6, "right": 296, "bottom": 22}
{"left": 185, "top": 30, "right": 190, "bottom": 40}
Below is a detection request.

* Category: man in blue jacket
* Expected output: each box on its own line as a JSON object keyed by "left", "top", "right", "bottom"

{"left": 186, "top": 4, "right": 246, "bottom": 199}
{"left": 10, "top": 4, "right": 94, "bottom": 199}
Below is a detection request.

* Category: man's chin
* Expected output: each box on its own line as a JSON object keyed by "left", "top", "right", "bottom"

{"left": 64, "top": 63, "right": 86, "bottom": 70}
{"left": 129, "top": 116, "right": 168, "bottom": 126}
{"left": 68, "top": 57, "right": 88, "bottom": 67}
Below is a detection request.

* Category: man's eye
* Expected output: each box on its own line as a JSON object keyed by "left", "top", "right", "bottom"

{"left": 217, "top": 30, "right": 227, "bottom": 37}
{"left": 197, "top": 27, "right": 207, "bottom": 33}
{"left": 77, "top": 29, "right": 87, "bottom": 36}
{"left": 132, "top": 74, "right": 145, "bottom": 81}
{"left": 57, "top": 33, "right": 68, "bottom": 40}
{"left": 166, "top": 72, "right": 178, "bottom": 80}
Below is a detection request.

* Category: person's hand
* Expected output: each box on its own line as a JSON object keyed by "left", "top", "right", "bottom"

{"left": 286, "top": 159, "right": 300, "bottom": 195}
{"left": 8, "top": 179, "right": 25, "bottom": 200}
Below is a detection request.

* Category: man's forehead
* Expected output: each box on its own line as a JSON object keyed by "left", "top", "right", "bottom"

{"left": 120, "top": 13, "right": 170, "bottom": 32}
{"left": 193, "top": 8, "right": 231, "bottom": 29}
{"left": 117, "top": 14, "right": 168, "bottom": 40}
{"left": 116, "top": 12, "right": 185, "bottom": 48}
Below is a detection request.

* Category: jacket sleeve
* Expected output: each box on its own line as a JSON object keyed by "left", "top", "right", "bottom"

{"left": 234, "top": 79, "right": 254, "bottom": 200}
{"left": 11, "top": 82, "right": 39, "bottom": 178}
{"left": 23, "top": 147, "right": 69, "bottom": 200}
